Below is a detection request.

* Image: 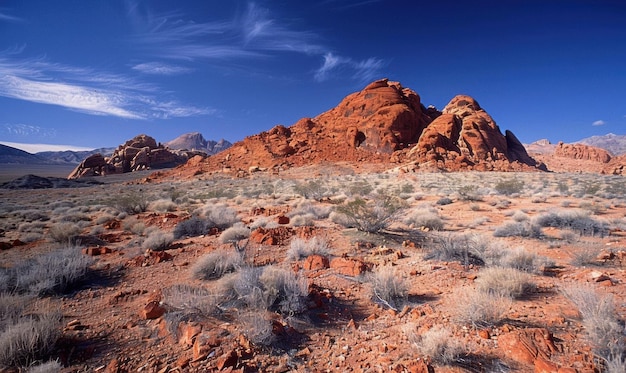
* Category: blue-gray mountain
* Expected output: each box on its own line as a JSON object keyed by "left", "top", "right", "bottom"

{"left": 164, "top": 132, "right": 232, "bottom": 155}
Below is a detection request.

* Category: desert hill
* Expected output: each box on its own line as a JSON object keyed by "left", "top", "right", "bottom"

{"left": 164, "top": 79, "right": 542, "bottom": 179}
{"left": 0, "top": 143, "right": 52, "bottom": 164}
{"left": 165, "top": 133, "right": 232, "bottom": 155}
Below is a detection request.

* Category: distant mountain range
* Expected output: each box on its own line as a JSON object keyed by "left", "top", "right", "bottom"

{"left": 165, "top": 132, "right": 232, "bottom": 155}
{"left": 577, "top": 133, "right": 626, "bottom": 155}
{"left": 0, "top": 132, "right": 231, "bottom": 165}
{"left": 36, "top": 148, "right": 116, "bottom": 165}
{"left": 0, "top": 144, "right": 51, "bottom": 164}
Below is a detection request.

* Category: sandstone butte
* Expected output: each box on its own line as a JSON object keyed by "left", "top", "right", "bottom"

{"left": 160, "top": 78, "right": 548, "bottom": 179}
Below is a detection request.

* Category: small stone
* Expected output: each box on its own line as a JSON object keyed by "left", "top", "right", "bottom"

{"left": 141, "top": 300, "right": 165, "bottom": 320}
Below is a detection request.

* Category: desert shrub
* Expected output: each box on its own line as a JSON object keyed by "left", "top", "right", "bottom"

{"left": 570, "top": 246, "right": 602, "bottom": 267}
{"left": 347, "top": 180, "right": 373, "bottom": 196}
{"left": 426, "top": 233, "right": 485, "bottom": 266}
{"left": 260, "top": 266, "right": 309, "bottom": 316}
{"left": 26, "top": 360, "right": 63, "bottom": 373}
{"left": 163, "top": 284, "right": 217, "bottom": 316}
{"left": 562, "top": 285, "right": 624, "bottom": 361}
{"left": 457, "top": 185, "right": 483, "bottom": 201}
{"left": 495, "top": 179, "right": 525, "bottom": 196}
{"left": 239, "top": 313, "right": 274, "bottom": 346}
{"left": 191, "top": 250, "right": 242, "bottom": 281}
{"left": 149, "top": 199, "right": 177, "bottom": 213}
{"left": 511, "top": 210, "right": 529, "bottom": 222}
{"left": 0, "top": 310, "right": 61, "bottom": 368}
{"left": 334, "top": 195, "right": 406, "bottom": 233}
{"left": 173, "top": 216, "right": 210, "bottom": 239}
{"left": 109, "top": 192, "right": 149, "bottom": 214}
{"left": 436, "top": 197, "right": 453, "bottom": 206}
{"left": 416, "top": 326, "right": 463, "bottom": 365}
{"left": 59, "top": 212, "right": 90, "bottom": 223}
{"left": 403, "top": 207, "right": 444, "bottom": 231}
{"left": 507, "top": 247, "right": 553, "bottom": 273}
{"left": 6, "top": 247, "right": 93, "bottom": 295}
{"left": 141, "top": 231, "right": 174, "bottom": 251}
{"left": 369, "top": 265, "right": 408, "bottom": 311}
{"left": 15, "top": 210, "right": 49, "bottom": 223}
{"left": 288, "top": 201, "right": 332, "bottom": 220}
{"left": 198, "top": 204, "right": 239, "bottom": 230}
{"left": 285, "top": 236, "right": 330, "bottom": 261}
{"left": 293, "top": 180, "right": 328, "bottom": 200}
{"left": 47, "top": 223, "right": 81, "bottom": 244}
{"left": 455, "top": 289, "right": 512, "bottom": 327}
{"left": 18, "top": 222, "right": 46, "bottom": 233}
{"left": 493, "top": 221, "right": 542, "bottom": 238}
{"left": 290, "top": 213, "right": 315, "bottom": 227}
{"left": 533, "top": 209, "right": 609, "bottom": 237}
{"left": 476, "top": 267, "right": 534, "bottom": 299}
{"left": 219, "top": 226, "right": 250, "bottom": 251}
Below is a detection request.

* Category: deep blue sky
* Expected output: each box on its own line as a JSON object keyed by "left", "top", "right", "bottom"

{"left": 0, "top": 0, "right": 625, "bottom": 152}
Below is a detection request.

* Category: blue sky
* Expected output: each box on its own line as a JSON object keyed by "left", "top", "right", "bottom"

{"left": 0, "top": 0, "right": 625, "bottom": 152}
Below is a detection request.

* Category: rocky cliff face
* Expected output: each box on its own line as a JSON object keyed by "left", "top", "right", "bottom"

{"left": 161, "top": 79, "right": 543, "bottom": 178}
{"left": 68, "top": 134, "right": 203, "bottom": 179}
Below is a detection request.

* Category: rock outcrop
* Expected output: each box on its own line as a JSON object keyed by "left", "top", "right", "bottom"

{"left": 554, "top": 142, "right": 612, "bottom": 163}
{"left": 160, "top": 79, "right": 543, "bottom": 178}
{"left": 68, "top": 134, "right": 204, "bottom": 179}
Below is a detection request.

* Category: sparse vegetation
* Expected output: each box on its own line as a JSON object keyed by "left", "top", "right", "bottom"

{"left": 495, "top": 178, "right": 525, "bottom": 196}
{"left": 285, "top": 236, "right": 330, "bottom": 261}
{"left": 191, "top": 250, "right": 243, "bottom": 281}
{"left": 141, "top": 231, "right": 174, "bottom": 251}
{"left": 109, "top": 191, "right": 149, "bottom": 214}
{"left": 475, "top": 267, "right": 534, "bottom": 299}
{"left": 369, "top": 265, "right": 408, "bottom": 310}
{"left": 334, "top": 195, "right": 406, "bottom": 233}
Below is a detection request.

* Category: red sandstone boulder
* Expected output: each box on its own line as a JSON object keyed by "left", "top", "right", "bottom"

{"left": 303, "top": 254, "right": 330, "bottom": 270}
{"left": 141, "top": 300, "right": 165, "bottom": 319}
{"left": 330, "top": 257, "right": 367, "bottom": 276}
{"left": 499, "top": 328, "right": 557, "bottom": 366}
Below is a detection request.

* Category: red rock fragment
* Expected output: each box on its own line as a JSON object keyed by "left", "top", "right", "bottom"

{"left": 499, "top": 328, "right": 557, "bottom": 365}
{"left": 141, "top": 300, "right": 165, "bottom": 320}
{"left": 216, "top": 349, "right": 238, "bottom": 370}
{"left": 330, "top": 257, "right": 367, "bottom": 276}
{"left": 277, "top": 215, "right": 290, "bottom": 224}
{"left": 303, "top": 254, "right": 330, "bottom": 270}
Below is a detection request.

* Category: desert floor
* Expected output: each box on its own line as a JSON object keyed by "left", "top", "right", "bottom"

{"left": 1, "top": 167, "right": 625, "bottom": 372}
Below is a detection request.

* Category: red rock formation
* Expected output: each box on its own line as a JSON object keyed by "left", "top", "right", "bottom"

{"left": 404, "top": 95, "right": 542, "bottom": 171}
{"left": 68, "top": 134, "right": 204, "bottom": 179}
{"left": 157, "top": 79, "right": 542, "bottom": 178}
{"left": 555, "top": 142, "right": 612, "bottom": 163}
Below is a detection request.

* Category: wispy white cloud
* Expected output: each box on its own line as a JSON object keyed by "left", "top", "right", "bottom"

{"left": 0, "top": 141, "right": 93, "bottom": 153}
{"left": 132, "top": 62, "right": 192, "bottom": 75}
{"left": 314, "top": 53, "right": 386, "bottom": 83}
{"left": 0, "top": 54, "right": 212, "bottom": 119}
{"left": 130, "top": 1, "right": 382, "bottom": 83}
{"left": 1, "top": 123, "right": 57, "bottom": 138}
{"left": 592, "top": 120, "right": 605, "bottom": 126}
{"left": 2, "top": 75, "right": 143, "bottom": 119}
{"left": 0, "top": 11, "right": 24, "bottom": 23}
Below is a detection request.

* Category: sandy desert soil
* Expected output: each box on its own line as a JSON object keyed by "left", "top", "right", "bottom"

{"left": 1, "top": 166, "right": 625, "bottom": 372}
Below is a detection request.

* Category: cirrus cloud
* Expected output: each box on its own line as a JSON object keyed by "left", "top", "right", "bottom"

{"left": 0, "top": 54, "right": 212, "bottom": 119}
{"left": 592, "top": 120, "right": 605, "bottom": 126}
